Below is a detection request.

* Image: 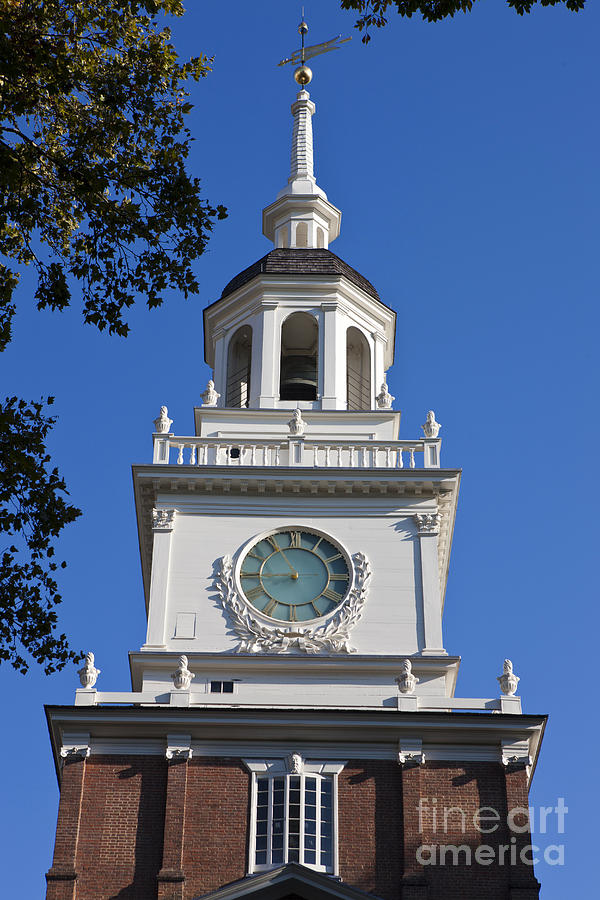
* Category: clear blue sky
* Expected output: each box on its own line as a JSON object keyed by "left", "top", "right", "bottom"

{"left": 1, "top": 2, "right": 598, "bottom": 895}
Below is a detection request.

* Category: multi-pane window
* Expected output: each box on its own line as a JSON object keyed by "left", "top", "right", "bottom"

{"left": 254, "top": 773, "right": 334, "bottom": 872}
{"left": 210, "top": 680, "right": 234, "bottom": 694}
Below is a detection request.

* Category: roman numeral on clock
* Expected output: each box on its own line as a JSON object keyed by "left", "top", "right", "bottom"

{"left": 325, "top": 553, "right": 342, "bottom": 562}
{"left": 263, "top": 598, "right": 277, "bottom": 617}
{"left": 289, "top": 531, "right": 302, "bottom": 548}
{"left": 266, "top": 535, "right": 280, "bottom": 550}
{"left": 322, "top": 588, "right": 342, "bottom": 602}
{"left": 329, "top": 573, "right": 349, "bottom": 581}
{"left": 245, "top": 585, "right": 265, "bottom": 600}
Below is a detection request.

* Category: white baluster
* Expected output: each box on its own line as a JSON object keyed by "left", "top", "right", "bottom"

{"left": 226, "top": 444, "right": 231, "bottom": 466}
{"left": 337, "top": 446, "right": 343, "bottom": 466}
{"left": 385, "top": 447, "right": 391, "bottom": 468}
{"left": 177, "top": 444, "right": 184, "bottom": 465}
{"left": 349, "top": 446, "right": 355, "bottom": 467}
{"left": 238, "top": 446, "right": 244, "bottom": 465}
{"left": 215, "top": 444, "right": 221, "bottom": 465}
{"left": 202, "top": 444, "right": 208, "bottom": 465}
{"left": 325, "top": 446, "right": 331, "bottom": 467}
{"left": 361, "top": 446, "right": 368, "bottom": 468}
{"left": 409, "top": 447, "right": 416, "bottom": 469}
{"left": 251, "top": 445, "right": 256, "bottom": 466}
{"left": 190, "top": 444, "right": 196, "bottom": 465}
{"left": 314, "top": 446, "right": 321, "bottom": 467}
{"left": 275, "top": 445, "right": 281, "bottom": 466}
{"left": 397, "top": 448, "right": 404, "bottom": 469}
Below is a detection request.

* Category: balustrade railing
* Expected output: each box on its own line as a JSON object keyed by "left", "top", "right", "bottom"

{"left": 152, "top": 435, "right": 441, "bottom": 468}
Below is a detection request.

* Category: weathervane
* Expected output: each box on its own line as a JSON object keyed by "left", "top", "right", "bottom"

{"left": 278, "top": 13, "right": 351, "bottom": 87}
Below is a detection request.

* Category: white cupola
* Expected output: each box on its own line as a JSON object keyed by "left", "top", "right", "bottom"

{"left": 203, "top": 77, "right": 395, "bottom": 414}
{"left": 262, "top": 89, "right": 341, "bottom": 250}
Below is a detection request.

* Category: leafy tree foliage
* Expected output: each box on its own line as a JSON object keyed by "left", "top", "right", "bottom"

{"left": 340, "top": 0, "right": 586, "bottom": 39}
{"left": 0, "top": 397, "right": 81, "bottom": 673}
{"left": 0, "top": 0, "right": 226, "bottom": 349}
{"left": 0, "top": 1, "right": 225, "bottom": 672}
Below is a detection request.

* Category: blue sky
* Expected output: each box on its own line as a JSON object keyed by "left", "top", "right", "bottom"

{"left": 1, "top": 2, "right": 598, "bottom": 895}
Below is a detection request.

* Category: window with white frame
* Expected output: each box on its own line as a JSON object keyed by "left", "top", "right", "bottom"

{"left": 244, "top": 756, "right": 346, "bottom": 874}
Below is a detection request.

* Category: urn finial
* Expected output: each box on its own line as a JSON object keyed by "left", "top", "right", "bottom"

{"left": 154, "top": 405, "right": 173, "bottom": 434}
{"left": 497, "top": 658, "right": 520, "bottom": 696}
{"left": 201, "top": 379, "right": 220, "bottom": 408}
{"left": 396, "top": 658, "right": 419, "bottom": 695}
{"left": 78, "top": 651, "right": 100, "bottom": 689}
{"left": 376, "top": 380, "right": 394, "bottom": 410}
{"left": 171, "top": 655, "right": 193, "bottom": 690}
{"left": 287, "top": 408, "right": 306, "bottom": 436}
{"left": 422, "top": 410, "right": 441, "bottom": 438}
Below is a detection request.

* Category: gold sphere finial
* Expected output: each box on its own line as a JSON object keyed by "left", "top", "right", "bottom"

{"left": 298, "top": 20, "right": 308, "bottom": 36}
{"left": 294, "top": 65, "right": 312, "bottom": 86}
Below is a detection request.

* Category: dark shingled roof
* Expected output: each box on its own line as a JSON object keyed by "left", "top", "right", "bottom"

{"left": 219, "top": 248, "right": 381, "bottom": 302}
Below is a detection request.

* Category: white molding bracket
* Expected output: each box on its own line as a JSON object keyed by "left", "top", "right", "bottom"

{"left": 413, "top": 513, "right": 441, "bottom": 535}
{"left": 501, "top": 738, "right": 532, "bottom": 770}
{"left": 165, "top": 734, "right": 193, "bottom": 760}
{"left": 152, "top": 508, "right": 176, "bottom": 532}
{"left": 60, "top": 732, "right": 91, "bottom": 760}
{"left": 398, "top": 738, "right": 425, "bottom": 767}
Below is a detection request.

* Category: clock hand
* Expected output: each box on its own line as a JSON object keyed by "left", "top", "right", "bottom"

{"left": 260, "top": 572, "right": 323, "bottom": 577}
{"left": 276, "top": 547, "right": 298, "bottom": 578}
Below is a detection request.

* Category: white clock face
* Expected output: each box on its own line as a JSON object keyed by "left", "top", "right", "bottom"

{"left": 238, "top": 528, "right": 351, "bottom": 623}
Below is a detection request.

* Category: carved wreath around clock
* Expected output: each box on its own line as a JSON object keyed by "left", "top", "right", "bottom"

{"left": 215, "top": 527, "right": 371, "bottom": 654}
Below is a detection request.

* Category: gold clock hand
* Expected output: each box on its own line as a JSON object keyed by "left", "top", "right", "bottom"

{"left": 260, "top": 572, "right": 300, "bottom": 577}
{"left": 276, "top": 546, "right": 298, "bottom": 578}
{"left": 260, "top": 572, "right": 323, "bottom": 577}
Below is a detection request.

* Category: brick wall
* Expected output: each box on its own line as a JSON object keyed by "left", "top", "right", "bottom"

{"left": 182, "top": 757, "right": 250, "bottom": 898}
{"left": 338, "top": 760, "right": 403, "bottom": 899}
{"left": 75, "top": 755, "right": 167, "bottom": 900}
{"left": 47, "top": 754, "right": 539, "bottom": 900}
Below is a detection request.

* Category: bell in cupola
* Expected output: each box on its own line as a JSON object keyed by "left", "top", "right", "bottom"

{"left": 279, "top": 311, "right": 318, "bottom": 401}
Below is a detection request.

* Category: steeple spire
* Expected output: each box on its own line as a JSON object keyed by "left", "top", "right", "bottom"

{"left": 287, "top": 90, "right": 318, "bottom": 190}
{"left": 263, "top": 19, "right": 347, "bottom": 250}
{"left": 262, "top": 87, "right": 341, "bottom": 250}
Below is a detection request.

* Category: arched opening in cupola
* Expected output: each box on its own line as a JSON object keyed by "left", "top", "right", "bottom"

{"left": 346, "top": 327, "right": 371, "bottom": 410}
{"left": 295, "top": 221, "right": 308, "bottom": 248}
{"left": 279, "top": 312, "right": 318, "bottom": 401}
{"left": 226, "top": 325, "right": 252, "bottom": 408}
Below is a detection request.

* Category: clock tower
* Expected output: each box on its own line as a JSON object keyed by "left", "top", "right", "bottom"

{"left": 45, "top": 32, "right": 546, "bottom": 900}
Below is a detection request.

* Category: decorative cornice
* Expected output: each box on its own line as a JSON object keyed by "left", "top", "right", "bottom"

{"left": 413, "top": 513, "right": 441, "bottom": 536}
{"left": 215, "top": 552, "right": 371, "bottom": 655}
{"left": 152, "top": 508, "right": 176, "bottom": 532}
{"left": 47, "top": 707, "right": 547, "bottom": 787}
